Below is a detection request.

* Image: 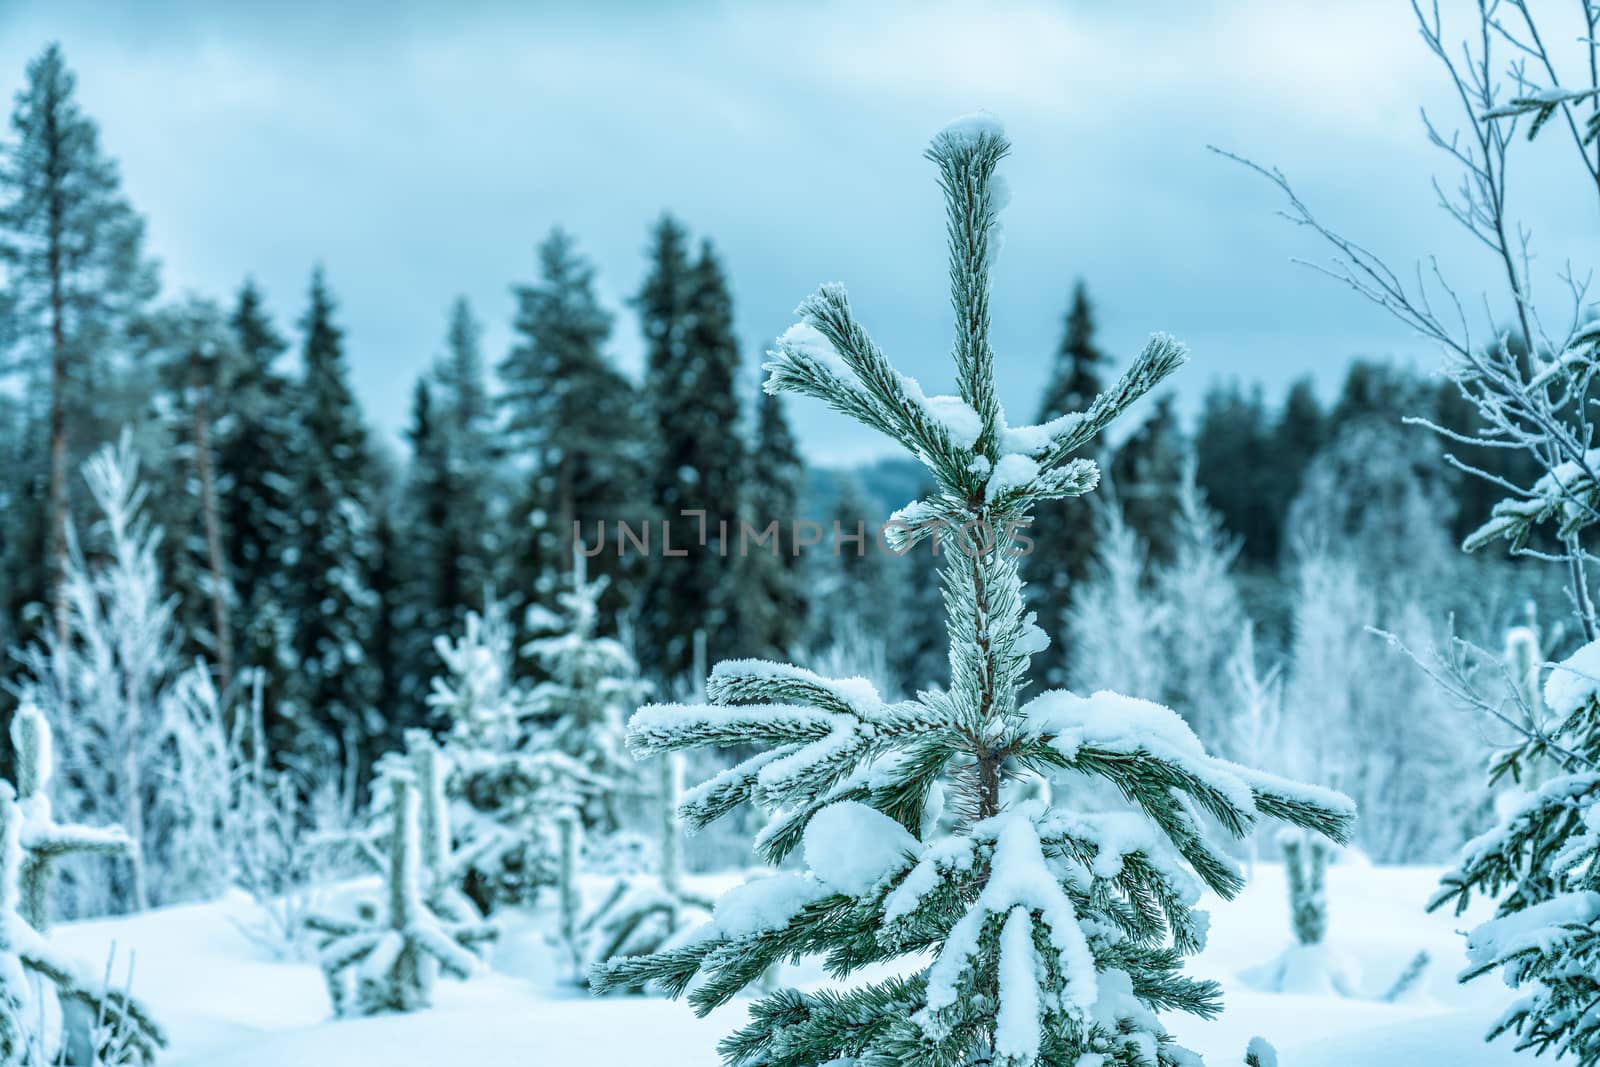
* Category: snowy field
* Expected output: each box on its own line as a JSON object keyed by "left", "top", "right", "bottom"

{"left": 50, "top": 861, "right": 1521, "bottom": 1066}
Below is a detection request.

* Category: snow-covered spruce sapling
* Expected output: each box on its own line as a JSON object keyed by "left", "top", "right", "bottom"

{"left": 594, "top": 116, "right": 1355, "bottom": 1066}
{"left": 401, "top": 730, "right": 484, "bottom": 928}
{"left": 428, "top": 600, "right": 527, "bottom": 754}
{"left": 1239, "top": 828, "right": 1356, "bottom": 998}
{"left": 0, "top": 783, "right": 164, "bottom": 1065}
{"left": 523, "top": 556, "right": 642, "bottom": 831}
{"left": 428, "top": 600, "right": 601, "bottom": 913}
{"left": 410, "top": 701, "right": 584, "bottom": 983}
{"left": 1252, "top": 829, "right": 1431, "bottom": 999}
{"left": 10, "top": 703, "right": 134, "bottom": 933}
{"left": 305, "top": 772, "right": 495, "bottom": 1017}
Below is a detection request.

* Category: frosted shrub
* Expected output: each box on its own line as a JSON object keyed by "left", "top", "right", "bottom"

{"left": 305, "top": 771, "right": 495, "bottom": 1017}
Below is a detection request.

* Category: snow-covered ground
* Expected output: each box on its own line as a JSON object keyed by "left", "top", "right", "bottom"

{"left": 50, "top": 861, "right": 1521, "bottom": 1066}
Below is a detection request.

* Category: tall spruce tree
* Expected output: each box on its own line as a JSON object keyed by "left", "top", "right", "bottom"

{"left": 402, "top": 377, "right": 448, "bottom": 670}
{"left": 500, "top": 229, "right": 640, "bottom": 624}
{"left": 0, "top": 43, "right": 159, "bottom": 647}
{"left": 425, "top": 298, "right": 498, "bottom": 618}
{"left": 595, "top": 116, "right": 1353, "bottom": 1067}
{"left": 398, "top": 300, "right": 501, "bottom": 717}
{"left": 742, "top": 389, "right": 807, "bottom": 660}
{"left": 219, "top": 279, "right": 299, "bottom": 749}
{"left": 0, "top": 394, "right": 24, "bottom": 657}
{"left": 370, "top": 490, "right": 415, "bottom": 749}
{"left": 636, "top": 222, "right": 746, "bottom": 678}
{"left": 284, "top": 267, "right": 380, "bottom": 774}
{"left": 1028, "top": 281, "right": 1110, "bottom": 686}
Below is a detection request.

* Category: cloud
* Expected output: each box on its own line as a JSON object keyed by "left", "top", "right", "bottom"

{"left": 1, "top": 0, "right": 1588, "bottom": 465}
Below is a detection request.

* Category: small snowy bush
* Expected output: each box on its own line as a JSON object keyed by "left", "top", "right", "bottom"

{"left": 15, "top": 433, "right": 229, "bottom": 915}
{"left": 0, "top": 782, "right": 164, "bottom": 1065}
{"left": 1240, "top": 828, "right": 1357, "bottom": 998}
{"left": 305, "top": 770, "right": 495, "bottom": 1017}
{"left": 522, "top": 561, "right": 645, "bottom": 832}
{"left": 427, "top": 602, "right": 598, "bottom": 912}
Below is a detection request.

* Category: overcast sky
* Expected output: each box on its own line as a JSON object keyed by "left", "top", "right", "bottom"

{"left": 2, "top": 0, "right": 1595, "bottom": 464}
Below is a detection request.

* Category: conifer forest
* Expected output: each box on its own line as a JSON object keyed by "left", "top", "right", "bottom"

{"left": 3, "top": 2, "right": 1600, "bottom": 1064}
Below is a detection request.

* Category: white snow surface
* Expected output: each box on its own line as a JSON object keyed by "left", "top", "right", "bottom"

{"left": 43, "top": 864, "right": 1530, "bottom": 1066}
{"left": 802, "top": 801, "right": 918, "bottom": 897}
{"left": 1025, "top": 688, "right": 1261, "bottom": 818}
{"left": 1544, "top": 638, "right": 1600, "bottom": 717}
{"left": 774, "top": 322, "right": 854, "bottom": 383}
{"left": 1026, "top": 688, "right": 1205, "bottom": 757}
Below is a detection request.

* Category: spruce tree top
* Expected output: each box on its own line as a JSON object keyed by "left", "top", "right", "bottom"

{"left": 0, "top": 42, "right": 158, "bottom": 368}
{"left": 595, "top": 115, "right": 1354, "bottom": 1066}
{"left": 1038, "top": 281, "right": 1108, "bottom": 423}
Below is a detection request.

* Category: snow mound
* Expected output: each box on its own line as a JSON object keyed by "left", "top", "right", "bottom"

{"left": 1544, "top": 639, "right": 1600, "bottom": 717}
{"left": 986, "top": 453, "right": 1040, "bottom": 501}
{"left": 709, "top": 874, "right": 826, "bottom": 939}
{"left": 802, "top": 801, "right": 918, "bottom": 897}
{"left": 932, "top": 111, "right": 1006, "bottom": 148}
{"left": 921, "top": 394, "right": 983, "bottom": 449}
{"left": 1239, "top": 943, "right": 1362, "bottom": 998}
{"left": 1464, "top": 891, "right": 1600, "bottom": 972}
{"left": 1025, "top": 689, "right": 1205, "bottom": 756}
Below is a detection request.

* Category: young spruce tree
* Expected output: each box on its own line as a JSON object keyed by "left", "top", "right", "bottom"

{"left": 594, "top": 117, "right": 1354, "bottom": 1066}
{"left": 523, "top": 556, "right": 644, "bottom": 832}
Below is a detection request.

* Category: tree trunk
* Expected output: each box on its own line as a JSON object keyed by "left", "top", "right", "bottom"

{"left": 122, "top": 730, "right": 147, "bottom": 911}
{"left": 48, "top": 206, "right": 68, "bottom": 652}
